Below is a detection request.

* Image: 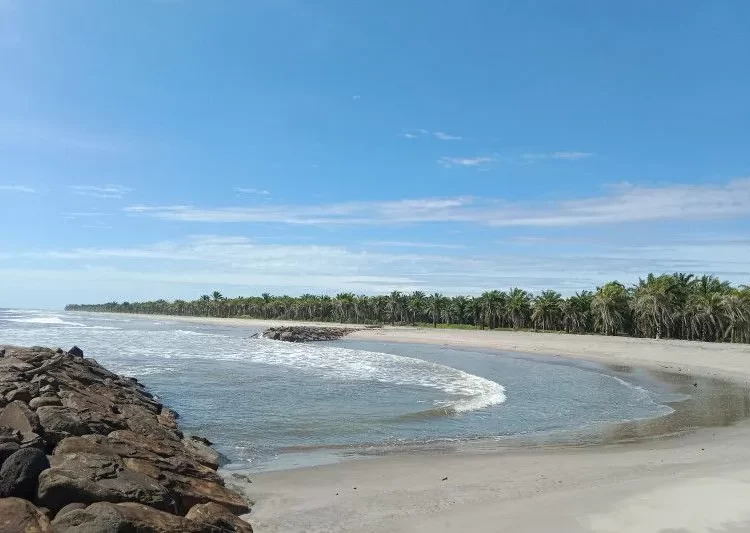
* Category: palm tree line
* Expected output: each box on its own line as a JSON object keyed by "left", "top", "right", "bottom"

{"left": 65, "top": 274, "right": 750, "bottom": 343}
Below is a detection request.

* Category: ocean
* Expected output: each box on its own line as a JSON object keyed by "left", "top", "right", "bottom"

{"left": 0, "top": 308, "right": 678, "bottom": 472}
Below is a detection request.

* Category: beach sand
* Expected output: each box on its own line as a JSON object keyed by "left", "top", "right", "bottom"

{"left": 81, "top": 314, "right": 750, "bottom": 532}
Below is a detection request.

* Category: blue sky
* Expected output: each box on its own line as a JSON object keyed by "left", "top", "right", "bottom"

{"left": 1, "top": 0, "right": 749, "bottom": 308}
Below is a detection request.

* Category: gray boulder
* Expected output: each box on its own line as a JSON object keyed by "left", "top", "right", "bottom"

{"left": 186, "top": 502, "right": 254, "bottom": 532}
{"left": 0, "top": 442, "right": 20, "bottom": 465}
{"left": 0, "top": 497, "right": 53, "bottom": 533}
{"left": 37, "top": 406, "right": 89, "bottom": 445}
{"left": 0, "top": 447, "right": 50, "bottom": 499}
{"left": 51, "top": 501, "right": 213, "bottom": 533}
{"left": 29, "top": 395, "right": 62, "bottom": 410}
{"left": 0, "top": 400, "right": 42, "bottom": 436}
{"left": 36, "top": 452, "right": 176, "bottom": 513}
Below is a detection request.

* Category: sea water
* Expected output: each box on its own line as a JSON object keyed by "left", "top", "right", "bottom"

{"left": 0, "top": 309, "right": 675, "bottom": 471}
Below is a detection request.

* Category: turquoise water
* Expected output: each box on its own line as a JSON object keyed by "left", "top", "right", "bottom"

{"left": 0, "top": 309, "right": 676, "bottom": 472}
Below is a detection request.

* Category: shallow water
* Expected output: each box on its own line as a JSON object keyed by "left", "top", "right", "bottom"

{"left": 0, "top": 309, "right": 722, "bottom": 472}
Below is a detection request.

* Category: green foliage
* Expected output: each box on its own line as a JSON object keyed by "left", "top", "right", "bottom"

{"left": 65, "top": 272, "right": 750, "bottom": 344}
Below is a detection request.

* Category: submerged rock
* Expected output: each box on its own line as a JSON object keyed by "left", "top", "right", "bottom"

{"left": 261, "top": 325, "right": 376, "bottom": 342}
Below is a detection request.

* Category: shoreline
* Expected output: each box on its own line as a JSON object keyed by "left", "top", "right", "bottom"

{"left": 66, "top": 312, "right": 750, "bottom": 531}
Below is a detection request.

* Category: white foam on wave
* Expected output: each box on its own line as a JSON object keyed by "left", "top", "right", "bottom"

{"left": 233, "top": 340, "right": 507, "bottom": 414}
{"left": 8, "top": 316, "right": 88, "bottom": 327}
{"left": 174, "top": 329, "right": 219, "bottom": 337}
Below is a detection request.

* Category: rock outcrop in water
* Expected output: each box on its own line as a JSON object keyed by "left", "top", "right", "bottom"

{"left": 260, "top": 325, "right": 380, "bottom": 342}
{"left": 0, "top": 344, "right": 252, "bottom": 532}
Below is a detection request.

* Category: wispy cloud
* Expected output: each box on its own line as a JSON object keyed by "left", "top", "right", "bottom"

{"left": 125, "top": 178, "right": 750, "bottom": 227}
{"left": 403, "top": 129, "right": 462, "bottom": 141}
{"left": 367, "top": 241, "right": 466, "bottom": 249}
{"left": 522, "top": 151, "right": 594, "bottom": 161}
{"left": 0, "top": 184, "right": 35, "bottom": 193}
{"left": 71, "top": 185, "right": 132, "bottom": 199}
{"left": 433, "top": 131, "right": 462, "bottom": 141}
{"left": 5, "top": 234, "right": 748, "bottom": 305}
{"left": 438, "top": 156, "right": 494, "bottom": 168}
{"left": 235, "top": 188, "right": 270, "bottom": 196}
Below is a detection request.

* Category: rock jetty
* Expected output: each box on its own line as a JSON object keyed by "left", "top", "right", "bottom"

{"left": 260, "top": 325, "right": 378, "bottom": 342}
{"left": 0, "top": 344, "right": 252, "bottom": 533}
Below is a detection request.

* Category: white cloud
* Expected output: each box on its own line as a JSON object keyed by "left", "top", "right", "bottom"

{"left": 125, "top": 178, "right": 750, "bottom": 227}
{"left": 367, "top": 241, "right": 466, "bottom": 249}
{"left": 235, "top": 188, "right": 270, "bottom": 195}
{"left": 0, "top": 184, "right": 35, "bottom": 193}
{"left": 403, "top": 129, "right": 461, "bottom": 141}
{"left": 433, "top": 131, "right": 462, "bottom": 141}
{"left": 3, "top": 234, "right": 748, "bottom": 307}
{"left": 438, "top": 156, "right": 494, "bottom": 168}
{"left": 522, "top": 151, "right": 594, "bottom": 161}
{"left": 71, "top": 185, "right": 132, "bottom": 199}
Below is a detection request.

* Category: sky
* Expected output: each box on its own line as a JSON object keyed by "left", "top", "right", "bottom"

{"left": 1, "top": 0, "right": 749, "bottom": 309}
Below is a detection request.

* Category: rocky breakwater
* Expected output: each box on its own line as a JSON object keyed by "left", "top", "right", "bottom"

{"left": 260, "top": 325, "right": 374, "bottom": 342}
{"left": 0, "top": 344, "right": 252, "bottom": 533}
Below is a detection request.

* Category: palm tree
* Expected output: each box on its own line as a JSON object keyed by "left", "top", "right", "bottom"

{"left": 212, "top": 291, "right": 224, "bottom": 301}
{"left": 560, "top": 291, "right": 592, "bottom": 333}
{"left": 428, "top": 293, "right": 446, "bottom": 328}
{"left": 386, "top": 291, "right": 403, "bottom": 325}
{"left": 531, "top": 290, "right": 563, "bottom": 331}
{"left": 632, "top": 274, "right": 677, "bottom": 339}
{"left": 592, "top": 282, "right": 629, "bottom": 336}
{"left": 506, "top": 288, "right": 531, "bottom": 329}
{"left": 407, "top": 292, "right": 426, "bottom": 325}
{"left": 480, "top": 290, "right": 506, "bottom": 329}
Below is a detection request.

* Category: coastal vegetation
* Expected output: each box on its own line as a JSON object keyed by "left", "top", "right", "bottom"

{"left": 66, "top": 273, "right": 750, "bottom": 344}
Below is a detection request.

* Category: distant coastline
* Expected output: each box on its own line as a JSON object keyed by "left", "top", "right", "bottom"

{"left": 66, "top": 272, "right": 750, "bottom": 345}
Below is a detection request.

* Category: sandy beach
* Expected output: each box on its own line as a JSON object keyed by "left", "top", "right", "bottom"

{"left": 79, "top": 314, "right": 750, "bottom": 532}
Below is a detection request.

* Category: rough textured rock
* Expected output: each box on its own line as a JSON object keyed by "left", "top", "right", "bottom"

{"left": 68, "top": 346, "right": 84, "bottom": 358}
{"left": 261, "top": 325, "right": 369, "bottom": 342}
{"left": 55, "top": 502, "right": 88, "bottom": 518}
{"left": 0, "top": 345, "right": 251, "bottom": 528}
{"left": 37, "top": 452, "right": 176, "bottom": 513}
{"left": 51, "top": 501, "right": 212, "bottom": 533}
{"left": 0, "top": 447, "right": 50, "bottom": 499}
{"left": 0, "top": 442, "right": 20, "bottom": 465}
{"left": 186, "top": 502, "right": 254, "bottom": 533}
{"left": 0, "top": 400, "right": 42, "bottom": 436}
{"left": 183, "top": 435, "right": 221, "bottom": 470}
{"left": 37, "top": 406, "right": 89, "bottom": 444}
{"left": 0, "top": 497, "right": 53, "bottom": 533}
{"left": 29, "top": 395, "right": 62, "bottom": 409}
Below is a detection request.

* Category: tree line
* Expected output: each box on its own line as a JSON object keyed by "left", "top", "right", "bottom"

{"left": 65, "top": 273, "right": 750, "bottom": 343}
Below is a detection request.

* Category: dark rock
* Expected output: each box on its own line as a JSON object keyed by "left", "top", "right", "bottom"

{"left": 29, "top": 395, "right": 62, "bottom": 409}
{"left": 261, "top": 325, "right": 362, "bottom": 343}
{"left": 51, "top": 501, "right": 212, "bottom": 533}
{"left": 186, "top": 502, "right": 254, "bottom": 532}
{"left": 37, "top": 452, "right": 176, "bottom": 513}
{"left": 0, "top": 447, "right": 50, "bottom": 499}
{"left": 5, "top": 387, "right": 33, "bottom": 403}
{"left": 68, "top": 346, "right": 84, "bottom": 358}
{"left": 162, "top": 472, "right": 249, "bottom": 515}
{"left": 55, "top": 502, "right": 88, "bottom": 518}
{"left": 183, "top": 436, "right": 221, "bottom": 470}
{"left": 0, "top": 497, "right": 53, "bottom": 533}
{"left": 37, "top": 406, "right": 89, "bottom": 444}
{"left": 0, "top": 442, "right": 20, "bottom": 465}
{"left": 0, "top": 426, "right": 20, "bottom": 444}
